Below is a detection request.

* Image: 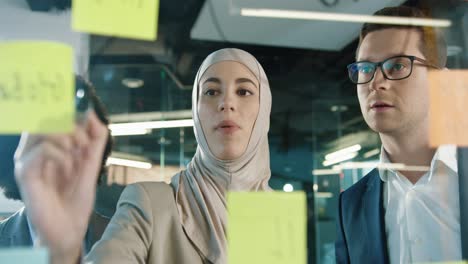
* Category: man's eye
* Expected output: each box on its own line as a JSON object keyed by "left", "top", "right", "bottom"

{"left": 383, "top": 61, "right": 407, "bottom": 72}
{"left": 359, "top": 65, "right": 374, "bottom": 74}
{"left": 392, "top": 63, "right": 405, "bottom": 71}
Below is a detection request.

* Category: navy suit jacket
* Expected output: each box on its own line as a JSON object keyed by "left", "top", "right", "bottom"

{"left": 335, "top": 168, "right": 390, "bottom": 264}
{"left": 0, "top": 207, "right": 33, "bottom": 247}
{"left": 0, "top": 206, "right": 110, "bottom": 253}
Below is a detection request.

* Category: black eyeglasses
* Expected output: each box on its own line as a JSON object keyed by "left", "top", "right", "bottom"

{"left": 347, "top": 55, "right": 440, "bottom": 84}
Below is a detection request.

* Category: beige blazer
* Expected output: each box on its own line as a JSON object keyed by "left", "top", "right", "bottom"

{"left": 86, "top": 182, "right": 207, "bottom": 264}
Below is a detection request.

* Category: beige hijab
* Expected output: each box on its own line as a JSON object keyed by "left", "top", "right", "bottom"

{"left": 171, "top": 48, "right": 272, "bottom": 264}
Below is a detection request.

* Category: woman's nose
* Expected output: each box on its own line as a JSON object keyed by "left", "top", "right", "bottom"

{"left": 218, "top": 93, "right": 235, "bottom": 112}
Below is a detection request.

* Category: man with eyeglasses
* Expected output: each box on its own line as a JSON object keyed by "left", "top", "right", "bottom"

{"left": 335, "top": 6, "right": 463, "bottom": 264}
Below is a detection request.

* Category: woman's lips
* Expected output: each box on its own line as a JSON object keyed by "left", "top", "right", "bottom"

{"left": 218, "top": 127, "right": 240, "bottom": 134}
{"left": 216, "top": 120, "right": 240, "bottom": 134}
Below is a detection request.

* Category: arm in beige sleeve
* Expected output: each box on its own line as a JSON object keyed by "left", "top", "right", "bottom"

{"left": 84, "top": 183, "right": 154, "bottom": 264}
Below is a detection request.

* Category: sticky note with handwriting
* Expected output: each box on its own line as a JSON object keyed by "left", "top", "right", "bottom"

{"left": 429, "top": 70, "right": 468, "bottom": 147}
{"left": 72, "top": 0, "right": 160, "bottom": 41}
{"left": 227, "top": 191, "right": 307, "bottom": 264}
{"left": 0, "top": 41, "right": 74, "bottom": 134}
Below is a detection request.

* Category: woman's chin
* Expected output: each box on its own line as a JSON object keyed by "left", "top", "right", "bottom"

{"left": 214, "top": 149, "right": 244, "bottom": 161}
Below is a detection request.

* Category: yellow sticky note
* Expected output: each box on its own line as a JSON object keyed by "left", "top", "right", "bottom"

{"left": 429, "top": 70, "right": 468, "bottom": 147}
{"left": 0, "top": 41, "right": 74, "bottom": 134}
{"left": 72, "top": 0, "right": 159, "bottom": 41}
{"left": 227, "top": 191, "right": 307, "bottom": 264}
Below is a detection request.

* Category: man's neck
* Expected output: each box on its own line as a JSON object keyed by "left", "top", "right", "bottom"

{"left": 380, "top": 127, "right": 436, "bottom": 184}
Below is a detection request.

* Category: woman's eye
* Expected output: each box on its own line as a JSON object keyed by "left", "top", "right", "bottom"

{"left": 204, "top": 89, "right": 218, "bottom": 96}
{"left": 237, "top": 89, "right": 253, "bottom": 96}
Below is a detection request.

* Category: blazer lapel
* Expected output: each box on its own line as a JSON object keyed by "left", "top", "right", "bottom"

{"left": 10, "top": 207, "right": 33, "bottom": 247}
{"left": 457, "top": 147, "right": 468, "bottom": 259}
{"left": 362, "top": 169, "right": 389, "bottom": 264}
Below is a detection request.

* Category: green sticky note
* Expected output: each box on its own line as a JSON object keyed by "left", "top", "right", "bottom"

{"left": 0, "top": 41, "right": 74, "bottom": 134}
{"left": 72, "top": 0, "right": 160, "bottom": 41}
{"left": 227, "top": 191, "right": 307, "bottom": 264}
{"left": 0, "top": 247, "right": 49, "bottom": 264}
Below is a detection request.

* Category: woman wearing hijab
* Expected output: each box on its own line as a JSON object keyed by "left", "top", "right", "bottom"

{"left": 14, "top": 48, "right": 272, "bottom": 264}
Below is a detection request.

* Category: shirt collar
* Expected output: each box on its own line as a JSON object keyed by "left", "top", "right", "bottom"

{"left": 378, "top": 146, "right": 393, "bottom": 182}
{"left": 378, "top": 144, "right": 458, "bottom": 183}
{"left": 432, "top": 144, "right": 458, "bottom": 173}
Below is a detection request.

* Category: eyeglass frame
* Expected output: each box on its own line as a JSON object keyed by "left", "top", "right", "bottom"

{"left": 347, "top": 55, "right": 441, "bottom": 85}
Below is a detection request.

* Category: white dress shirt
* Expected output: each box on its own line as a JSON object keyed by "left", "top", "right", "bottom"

{"left": 379, "top": 145, "right": 462, "bottom": 264}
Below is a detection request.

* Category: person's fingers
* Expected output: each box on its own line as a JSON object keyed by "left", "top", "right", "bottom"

{"left": 12, "top": 129, "right": 90, "bottom": 264}
{"left": 46, "top": 134, "right": 73, "bottom": 154}
{"left": 86, "top": 110, "right": 108, "bottom": 144}
{"left": 84, "top": 110, "right": 108, "bottom": 174}
{"left": 14, "top": 132, "right": 43, "bottom": 161}
{"left": 72, "top": 125, "right": 90, "bottom": 150}
{"left": 15, "top": 141, "right": 74, "bottom": 190}
{"left": 16, "top": 131, "right": 81, "bottom": 163}
{"left": 75, "top": 110, "right": 109, "bottom": 199}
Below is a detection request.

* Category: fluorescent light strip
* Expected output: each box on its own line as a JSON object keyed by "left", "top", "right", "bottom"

{"left": 312, "top": 169, "right": 341, "bottom": 176}
{"left": 333, "top": 161, "right": 379, "bottom": 170}
{"left": 333, "top": 162, "right": 429, "bottom": 172}
{"left": 363, "top": 148, "right": 380, "bottom": 159}
{"left": 395, "top": 165, "right": 430, "bottom": 172}
{"left": 315, "top": 192, "right": 334, "bottom": 198}
{"left": 109, "top": 119, "right": 194, "bottom": 133}
{"left": 323, "top": 152, "right": 358, "bottom": 167}
{"left": 111, "top": 128, "right": 151, "bottom": 136}
{"left": 240, "top": 8, "right": 452, "bottom": 28}
{"left": 106, "top": 157, "right": 152, "bottom": 169}
{"left": 325, "top": 144, "right": 361, "bottom": 161}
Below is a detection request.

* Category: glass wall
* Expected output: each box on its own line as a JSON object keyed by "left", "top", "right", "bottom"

{"left": 0, "top": 0, "right": 466, "bottom": 263}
